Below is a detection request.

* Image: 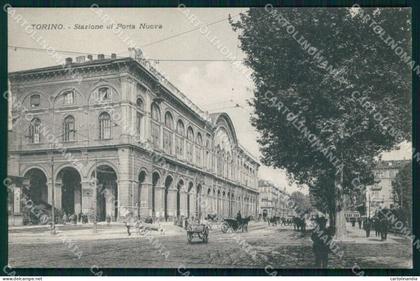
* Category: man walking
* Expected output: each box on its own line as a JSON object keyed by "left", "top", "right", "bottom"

{"left": 380, "top": 217, "right": 388, "bottom": 241}
{"left": 311, "top": 216, "right": 331, "bottom": 268}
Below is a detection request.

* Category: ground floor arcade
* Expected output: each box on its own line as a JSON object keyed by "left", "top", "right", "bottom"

{"left": 8, "top": 146, "right": 259, "bottom": 224}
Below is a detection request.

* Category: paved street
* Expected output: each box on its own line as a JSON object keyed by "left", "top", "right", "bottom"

{"left": 8, "top": 222, "right": 412, "bottom": 269}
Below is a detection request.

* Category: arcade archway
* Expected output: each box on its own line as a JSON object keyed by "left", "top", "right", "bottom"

{"left": 138, "top": 171, "right": 146, "bottom": 217}
{"left": 93, "top": 165, "right": 118, "bottom": 222}
{"left": 152, "top": 172, "right": 160, "bottom": 218}
{"left": 56, "top": 167, "right": 81, "bottom": 216}
{"left": 176, "top": 179, "right": 184, "bottom": 218}
{"left": 23, "top": 168, "right": 48, "bottom": 205}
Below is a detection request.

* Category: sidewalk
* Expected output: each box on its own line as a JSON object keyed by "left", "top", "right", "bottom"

{"left": 9, "top": 222, "right": 186, "bottom": 244}
{"left": 340, "top": 222, "right": 407, "bottom": 244}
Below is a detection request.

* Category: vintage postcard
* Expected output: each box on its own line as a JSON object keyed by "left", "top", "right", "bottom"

{"left": 5, "top": 6, "right": 413, "bottom": 273}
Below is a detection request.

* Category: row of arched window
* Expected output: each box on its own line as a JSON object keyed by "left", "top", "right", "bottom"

{"left": 28, "top": 112, "right": 113, "bottom": 144}
{"left": 28, "top": 87, "right": 113, "bottom": 109}
{"left": 150, "top": 102, "right": 212, "bottom": 170}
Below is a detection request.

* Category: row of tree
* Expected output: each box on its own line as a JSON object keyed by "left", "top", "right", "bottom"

{"left": 231, "top": 7, "right": 411, "bottom": 236}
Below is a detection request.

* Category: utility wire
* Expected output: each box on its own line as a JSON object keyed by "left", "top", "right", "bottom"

{"left": 119, "top": 13, "right": 241, "bottom": 52}
{"left": 8, "top": 13, "right": 244, "bottom": 61}
{"left": 8, "top": 45, "right": 245, "bottom": 62}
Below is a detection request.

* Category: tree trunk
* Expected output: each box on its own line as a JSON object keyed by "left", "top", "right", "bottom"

{"left": 335, "top": 207, "right": 347, "bottom": 240}
{"left": 334, "top": 169, "right": 347, "bottom": 240}
{"left": 328, "top": 211, "right": 335, "bottom": 230}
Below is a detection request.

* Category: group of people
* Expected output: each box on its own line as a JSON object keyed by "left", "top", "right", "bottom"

{"left": 362, "top": 216, "right": 389, "bottom": 240}
{"left": 62, "top": 212, "right": 89, "bottom": 224}
{"left": 310, "top": 214, "right": 392, "bottom": 268}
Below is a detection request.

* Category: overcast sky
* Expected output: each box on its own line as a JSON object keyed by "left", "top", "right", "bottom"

{"left": 8, "top": 8, "right": 411, "bottom": 194}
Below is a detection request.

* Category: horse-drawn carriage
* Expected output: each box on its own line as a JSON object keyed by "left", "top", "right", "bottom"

{"left": 186, "top": 223, "right": 209, "bottom": 243}
{"left": 221, "top": 216, "right": 251, "bottom": 233}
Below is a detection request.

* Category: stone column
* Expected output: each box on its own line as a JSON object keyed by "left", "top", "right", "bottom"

{"left": 81, "top": 179, "right": 96, "bottom": 221}
{"left": 154, "top": 185, "right": 165, "bottom": 219}
{"left": 140, "top": 182, "right": 151, "bottom": 217}
{"left": 117, "top": 148, "right": 133, "bottom": 220}
{"left": 149, "top": 182, "right": 155, "bottom": 217}
{"left": 180, "top": 189, "right": 188, "bottom": 217}
{"left": 54, "top": 181, "right": 62, "bottom": 210}
{"left": 117, "top": 179, "right": 131, "bottom": 219}
{"left": 74, "top": 184, "right": 82, "bottom": 215}
{"left": 189, "top": 191, "right": 196, "bottom": 218}
{"left": 132, "top": 179, "right": 139, "bottom": 215}
{"left": 167, "top": 187, "right": 177, "bottom": 221}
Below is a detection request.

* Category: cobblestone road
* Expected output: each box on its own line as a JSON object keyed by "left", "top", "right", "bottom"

{"left": 8, "top": 222, "right": 412, "bottom": 269}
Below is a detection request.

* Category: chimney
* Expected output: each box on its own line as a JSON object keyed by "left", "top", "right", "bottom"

{"left": 76, "top": 56, "right": 86, "bottom": 63}
{"left": 111, "top": 53, "right": 117, "bottom": 59}
{"left": 98, "top": 54, "right": 105, "bottom": 60}
{"left": 65, "top": 57, "right": 73, "bottom": 65}
{"left": 87, "top": 55, "right": 93, "bottom": 61}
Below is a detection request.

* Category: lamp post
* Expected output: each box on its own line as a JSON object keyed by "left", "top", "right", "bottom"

{"left": 49, "top": 96, "right": 56, "bottom": 235}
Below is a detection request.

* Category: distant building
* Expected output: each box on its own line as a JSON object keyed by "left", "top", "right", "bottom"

{"left": 365, "top": 160, "right": 410, "bottom": 217}
{"left": 257, "top": 179, "right": 293, "bottom": 218}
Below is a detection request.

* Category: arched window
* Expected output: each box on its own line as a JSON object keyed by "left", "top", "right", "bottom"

{"left": 151, "top": 103, "right": 161, "bottom": 147}
{"left": 163, "top": 111, "right": 174, "bottom": 154}
{"left": 30, "top": 94, "right": 40, "bottom": 108}
{"left": 227, "top": 152, "right": 231, "bottom": 179}
{"left": 176, "top": 120, "right": 184, "bottom": 135}
{"left": 29, "top": 118, "right": 41, "bottom": 143}
{"left": 186, "top": 126, "right": 194, "bottom": 163}
{"left": 98, "top": 87, "right": 111, "bottom": 102}
{"left": 136, "top": 98, "right": 144, "bottom": 140}
{"left": 63, "top": 115, "right": 75, "bottom": 142}
{"left": 151, "top": 103, "right": 161, "bottom": 121}
{"left": 136, "top": 98, "right": 144, "bottom": 111}
{"left": 187, "top": 127, "right": 194, "bottom": 141}
{"left": 164, "top": 112, "right": 174, "bottom": 129}
{"left": 196, "top": 133, "right": 203, "bottom": 167}
{"left": 63, "top": 90, "right": 74, "bottom": 105}
{"left": 206, "top": 136, "right": 212, "bottom": 170}
{"left": 176, "top": 120, "right": 185, "bottom": 158}
{"left": 99, "top": 112, "right": 111, "bottom": 140}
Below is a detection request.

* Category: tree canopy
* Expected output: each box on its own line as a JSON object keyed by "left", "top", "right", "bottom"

{"left": 231, "top": 8, "right": 411, "bottom": 216}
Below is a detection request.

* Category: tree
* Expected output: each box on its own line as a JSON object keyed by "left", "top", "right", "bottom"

{"left": 231, "top": 8, "right": 411, "bottom": 237}
{"left": 289, "top": 191, "right": 312, "bottom": 216}
{"left": 392, "top": 162, "right": 412, "bottom": 227}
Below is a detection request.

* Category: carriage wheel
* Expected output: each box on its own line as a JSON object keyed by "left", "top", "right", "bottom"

{"left": 187, "top": 232, "right": 193, "bottom": 243}
{"left": 221, "top": 223, "right": 229, "bottom": 233}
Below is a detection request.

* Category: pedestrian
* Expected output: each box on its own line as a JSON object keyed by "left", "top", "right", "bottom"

{"left": 374, "top": 218, "right": 380, "bottom": 237}
{"left": 124, "top": 212, "right": 134, "bottom": 236}
{"left": 380, "top": 217, "right": 388, "bottom": 241}
{"left": 358, "top": 218, "right": 362, "bottom": 229}
{"left": 364, "top": 218, "right": 371, "bottom": 238}
{"left": 62, "top": 213, "right": 68, "bottom": 225}
{"left": 311, "top": 216, "right": 330, "bottom": 268}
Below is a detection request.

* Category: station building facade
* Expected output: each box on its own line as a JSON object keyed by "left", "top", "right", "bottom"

{"left": 8, "top": 50, "right": 260, "bottom": 223}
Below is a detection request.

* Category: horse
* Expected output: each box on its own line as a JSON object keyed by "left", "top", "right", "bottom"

{"left": 293, "top": 216, "right": 306, "bottom": 232}
{"left": 206, "top": 214, "right": 218, "bottom": 222}
{"left": 238, "top": 216, "right": 251, "bottom": 232}
{"left": 268, "top": 216, "right": 280, "bottom": 226}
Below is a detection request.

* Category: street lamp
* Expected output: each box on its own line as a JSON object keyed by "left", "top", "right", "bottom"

{"left": 49, "top": 96, "right": 56, "bottom": 235}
